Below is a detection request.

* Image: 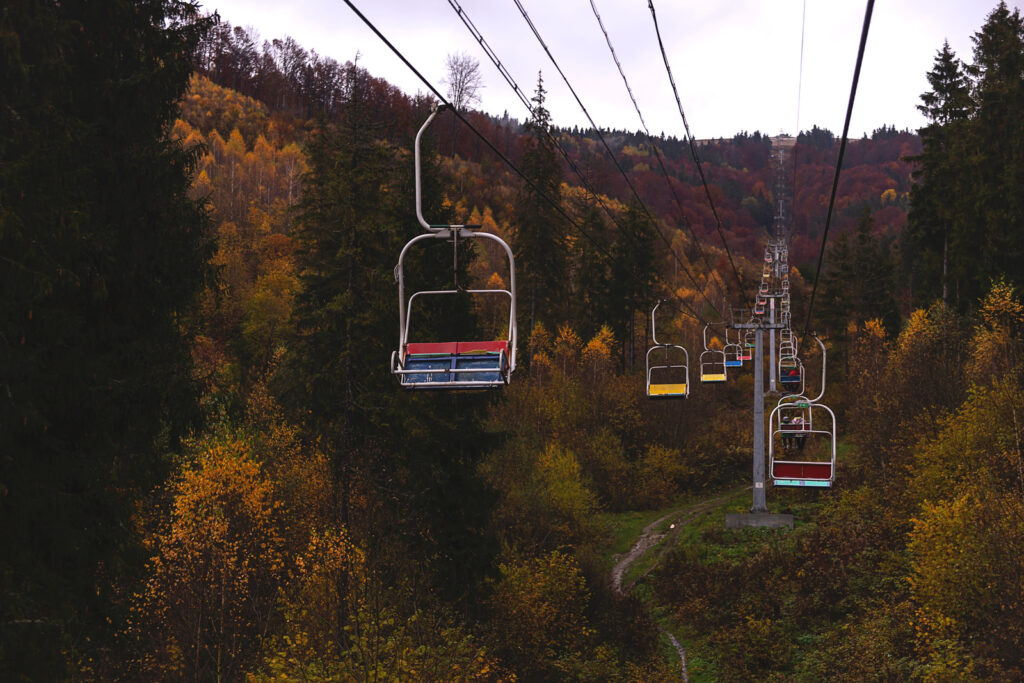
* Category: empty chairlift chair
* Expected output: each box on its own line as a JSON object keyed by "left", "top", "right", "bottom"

{"left": 700, "top": 323, "right": 727, "bottom": 383}
{"left": 392, "top": 105, "right": 517, "bottom": 389}
{"left": 646, "top": 300, "right": 689, "bottom": 398}
{"left": 724, "top": 327, "right": 743, "bottom": 368}
{"left": 740, "top": 326, "right": 755, "bottom": 362}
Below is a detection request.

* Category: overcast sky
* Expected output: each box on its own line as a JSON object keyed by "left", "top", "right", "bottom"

{"left": 203, "top": 0, "right": 1019, "bottom": 140}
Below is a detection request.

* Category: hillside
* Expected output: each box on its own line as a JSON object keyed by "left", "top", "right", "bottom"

{"left": 194, "top": 19, "right": 920, "bottom": 273}
{"left": 3, "top": 2, "right": 1024, "bottom": 680}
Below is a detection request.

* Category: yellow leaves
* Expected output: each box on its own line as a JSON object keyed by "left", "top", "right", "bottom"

{"left": 555, "top": 324, "right": 582, "bottom": 351}
{"left": 534, "top": 444, "right": 598, "bottom": 528}
{"left": 894, "top": 308, "right": 933, "bottom": 360}
{"left": 967, "top": 280, "right": 1024, "bottom": 384}
{"left": 528, "top": 322, "right": 552, "bottom": 371}
{"left": 192, "top": 168, "right": 212, "bottom": 198}
{"left": 553, "top": 324, "right": 582, "bottom": 373}
{"left": 907, "top": 460, "right": 1024, "bottom": 677}
{"left": 180, "top": 74, "right": 269, "bottom": 145}
{"left": 485, "top": 271, "right": 505, "bottom": 291}
{"left": 978, "top": 279, "right": 1024, "bottom": 331}
{"left": 636, "top": 444, "right": 691, "bottom": 508}
{"left": 881, "top": 187, "right": 898, "bottom": 204}
{"left": 129, "top": 435, "right": 287, "bottom": 678}
{"left": 170, "top": 117, "right": 193, "bottom": 144}
{"left": 862, "top": 318, "right": 887, "bottom": 340}
{"left": 226, "top": 127, "right": 247, "bottom": 159}
{"left": 582, "top": 325, "right": 615, "bottom": 379}
{"left": 490, "top": 550, "right": 592, "bottom": 671}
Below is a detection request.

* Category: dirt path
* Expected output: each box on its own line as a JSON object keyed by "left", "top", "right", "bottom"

{"left": 611, "top": 489, "right": 745, "bottom": 680}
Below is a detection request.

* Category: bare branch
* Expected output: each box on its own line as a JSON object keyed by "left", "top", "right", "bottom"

{"left": 442, "top": 52, "right": 484, "bottom": 112}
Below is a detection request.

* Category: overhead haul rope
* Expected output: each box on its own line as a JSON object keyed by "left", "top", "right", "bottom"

{"left": 647, "top": 0, "right": 749, "bottom": 303}
{"left": 446, "top": 0, "right": 674, "bottom": 296}
{"left": 340, "top": 0, "right": 713, "bottom": 328}
{"left": 796, "top": 0, "right": 807, "bottom": 139}
{"left": 447, "top": 0, "right": 724, "bottom": 324}
{"left": 803, "top": 0, "right": 875, "bottom": 335}
{"left": 510, "top": 0, "right": 727, "bottom": 323}
{"left": 587, "top": 0, "right": 719, "bottom": 284}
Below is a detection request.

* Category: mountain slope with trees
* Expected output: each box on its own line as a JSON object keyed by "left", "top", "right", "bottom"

{"left": 3, "top": 1, "right": 1024, "bottom": 679}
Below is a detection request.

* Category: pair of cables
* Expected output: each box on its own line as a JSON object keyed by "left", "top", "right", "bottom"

{"left": 339, "top": 0, "right": 716, "bottom": 328}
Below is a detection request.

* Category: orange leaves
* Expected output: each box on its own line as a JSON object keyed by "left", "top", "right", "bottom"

{"left": 178, "top": 74, "right": 269, "bottom": 145}
{"left": 128, "top": 436, "right": 286, "bottom": 679}
{"left": 581, "top": 325, "right": 615, "bottom": 381}
{"left": 180, "top": 78, "right": 308, "bottom": 386}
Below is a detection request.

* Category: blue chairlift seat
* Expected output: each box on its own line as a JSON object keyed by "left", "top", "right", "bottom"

{"left": 399, "top": 341, "right": 509, "bottom": 389}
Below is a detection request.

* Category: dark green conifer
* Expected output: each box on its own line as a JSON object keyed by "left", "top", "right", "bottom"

{"left": 608, "top": 200, "right": 658, "bottom": 367}
{"left": 0, "top": 0, "right": 213, "bottom": 674}
{"left": 514, "top": 73, "right": 568, "bottom": 333}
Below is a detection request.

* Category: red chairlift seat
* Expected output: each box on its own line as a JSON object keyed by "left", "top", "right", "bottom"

{"left": 770, "top": 399, "right": 836, "bottom": 488}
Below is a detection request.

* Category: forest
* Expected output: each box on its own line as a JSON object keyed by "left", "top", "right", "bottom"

{"left": 2, "top": 0, "right": 1023, "bottom": 680}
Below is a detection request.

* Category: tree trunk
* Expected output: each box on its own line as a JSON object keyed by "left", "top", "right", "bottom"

{"left": 942, "top": 230, "right": 948, "bottom": 307}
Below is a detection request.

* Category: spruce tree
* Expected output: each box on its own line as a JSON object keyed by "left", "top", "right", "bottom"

{"left": 280, "top": 80, "right": 497, "bottom": 627}
{"left": 608, "top": 200, "right": 658, "bottom": 367}
{"left": 906, "top": 4, "right": 1024, "bottom": 309}
{"left": 571, "top": 206, "right": 612, "bottom": 340}
{"left": 967, "top": 2, "right": 1024, "bottom": 300}
{"left": 904, "top": 41, "right": 972, "bottom": 306}
{"left": 820, "top": 208, "right": 899, "bottom": 377}
{"left": 514, "top": 73, "right": 568, "bottom": 334}
{"left": 0, "top": 1, "right": 212, "bottom": 674}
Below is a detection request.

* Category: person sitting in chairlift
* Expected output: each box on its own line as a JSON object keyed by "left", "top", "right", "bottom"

{"left": 792, "top": 415, "right": 807, "bottom": 451}
{"left": 781, "top": 416, "right": 794, "bottom": 449}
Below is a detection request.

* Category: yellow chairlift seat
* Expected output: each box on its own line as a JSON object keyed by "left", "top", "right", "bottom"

{"left": 648, "top": 382, "right": 687, "bottom": 397}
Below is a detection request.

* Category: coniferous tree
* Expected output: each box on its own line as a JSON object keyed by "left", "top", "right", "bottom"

{"left": 0, "top": 0, "right": 213, "bottom": 675}
{"left": 280, "top": 79, "right": 496, "bottom": 633}
{"left": 905, "top": 4, "right": 1024, "bottom": 309}
{"left": 514, "top": 73, "right": 568, "bottom": 334}
{"left": 608, "top": 200, "right": 658, "bottom": 367}
{"left": 903, "top": 41, "right": 973, "bottom": 306}
{"left": 966, "top": 2, "right": 1024, "bottom": 300}
{"left": 571, "top": 206, "right": 612, "bottom": 340}
{"left": 819, "top": 208, "right": 899, "bottom": 377}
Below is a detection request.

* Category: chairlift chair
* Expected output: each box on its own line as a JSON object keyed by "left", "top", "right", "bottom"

{"left": 392, "top": 105, "right": 517, "bottom": 389}
{"left": 739, "top": 325, "right": 755, "bottom": 361}
{"left": 646, "top": 300, "right": 689, "bottom": 398}
{"left": 700, "top": 323, "right": 727, "bottom": 382}
{"left": 769, "top": 400, "right": 837, "bottom": 487}
{"left": 723, "top": 327, "right": 743, "bottom": 367}
{"left": 778, "top": 354, "right": 803, "bottom": 392}
{"left": 741, "top": 327, "right": 756, "bottom": 360}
